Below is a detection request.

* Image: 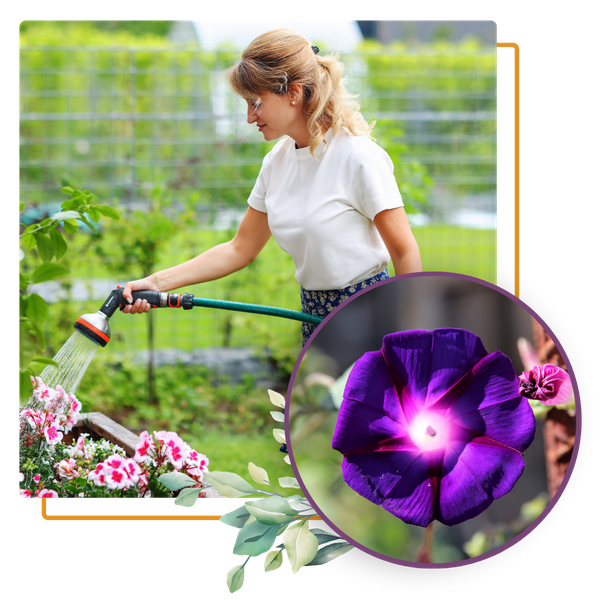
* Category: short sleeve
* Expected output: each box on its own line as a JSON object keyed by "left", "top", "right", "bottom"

{"left": 247, "top": 146, "right": 277, "bottom": 214}
{"left": 347, "top": 140, "right": 404, "bottom": 221}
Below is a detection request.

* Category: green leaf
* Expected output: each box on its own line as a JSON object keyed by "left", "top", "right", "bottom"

{"left": 20, "top": 369, "right": 34, "bottom": 403}
{"left": 158, "top": 471, "right": 198, "bottom": 491}
{"left": 226, "top": 564, "right": 245, "bottom": 593}
{"left": 93, "top": 204, "right": 120, "bottom": 220}
{"left": 31, "top": 262, "right": 69, "bottom": 284}
{"left": 34, "top": 232, "right": 54, "bottom": 261}
{"left": 204, "top": 472, "right": 258, "bottom": 498}
{"left": 49, "top": 228, "right": 67, "bottom": 260}
{"left": 29, "top": 357, "right": 58, "bottom": 367}
{"left": 23, "top": 232, "right": 37, "bottom": 250}
{"left": 278, "top": 477, "right": 300, "bottom": 489}
{"left": 220, "top": 505, "right": 252, "bottom": 529}
{"left": 273, "top": 428, "right": 286, "bottom": 444}
{"left": 88, "top": 206, "right": 101, "bottom": 223}
{"left": 245, "top": 496, "right": 297, "bottom": 526}
{"left": 63, "top": 219, "right": 79, "bottom": 233}
{"left": 284, "top": 495, "right": 305, "bottom": 508}
{"left": 174, "top": 487, "right": 203, "bottom": 507}
{"left": 264, "top": 550, "right": 283, "bottom": 572}
{"left": 20, "top": 269, "right": 31, "bottom": 291}
{"left": 283, "top": 520, "right": 319, "bottom": 574}
{"left": 248, "top": 462, "right": 270, "bottom": 486}
{"left": 268, "top": 389, "right": 285, "bottom": 409}
{"left": 61, "top": 186, "right": 74, "bottom": 194}
{"left": 25, "top": 293, "right": 48, "bottom": 326}
{"left": 270, "top": 410, "right": 285, "bottom": 422}
{"left": 19, "top": 321, "right": 36, "bottom": 369}
{"left": 233, "top": 520, "right": 280, "bottom": 557}
{"left": 309, "top": 528, "right": 345, "bottom": 545}
{"left": 306, "top": 541, "right": 354, "bottom": 566}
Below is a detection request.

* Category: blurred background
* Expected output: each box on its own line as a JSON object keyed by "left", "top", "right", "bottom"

{"left": 289, "top": 274, "right": 551, "bottom": 563}
{"left": 19, "top": 21, "right": 497, "bottom": 477}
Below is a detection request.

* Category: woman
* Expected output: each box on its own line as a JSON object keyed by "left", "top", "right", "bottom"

{"left": 122, "top": 29, "right": 422, "bottom": 345}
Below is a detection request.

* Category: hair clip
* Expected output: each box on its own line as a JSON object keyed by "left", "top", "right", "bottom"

{"left": 311, "top": 45, "right": 319, "bottom": 55}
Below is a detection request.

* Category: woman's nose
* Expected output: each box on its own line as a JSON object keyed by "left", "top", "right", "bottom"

{"left": 247, "top": 105, "right": 257, "bottom": 124}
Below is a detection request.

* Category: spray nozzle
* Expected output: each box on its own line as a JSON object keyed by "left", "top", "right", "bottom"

{"left": 100, "top": 288, "right": 194, "bottom": 317}
{"left": 74, "top": 288, "right": 195, "bottom": 347}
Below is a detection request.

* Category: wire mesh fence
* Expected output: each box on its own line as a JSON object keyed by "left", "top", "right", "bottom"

{"left": 20, "top": 42, "right": 496, "bottom": 357}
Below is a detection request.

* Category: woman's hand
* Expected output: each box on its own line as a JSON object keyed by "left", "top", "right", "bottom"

{"left": 120, "top": 276, "right": 157, "bottom": 314}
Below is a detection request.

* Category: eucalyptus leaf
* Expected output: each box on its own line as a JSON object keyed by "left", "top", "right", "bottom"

{"left": 270, "top": 410, "right": 285, "bottom": 422}
{"left": 285, "top": 495, "right": 306, "bottom": 510}
{"left": 309, "top": 528, "right": 345, "bottom": 545}
{"left": 204, "top": 472, "right": 258, "bottom": 498}
{"left": 268, "top": 389, "right": 285, "bottom": 409}
{"left": 158, "top": 471, "right": 198, "bottom": 491}
{"left": 174, "top": 487, "right": 203, "bottom": 507}
{"left": 245, "top": 495, "right": 297, "bottom": 525}
{"left": 283, "top": 520, "right": 319, "bottom": 574}
{"left": 273, "top": 428, "right": 286, "bottom": 444}
{"left": 220, "top": 505, "right": 252, "bottom": 529}
{"left": 264, "top": 550, "right": 283, "bottom": 572}
{"left": 233, "top": 520, "right": 280, "bottom": 557}
{"left": 248, "top": 462, "right": 270, "bottom": 486}
{"left": 226, "top": 564, "right": 245, "bottom": 593}
{"left": 306, "top": 541, "right": 354, "bottom": 566}
{"left": 278, "top": 477, "right": 300, "bottom": 489}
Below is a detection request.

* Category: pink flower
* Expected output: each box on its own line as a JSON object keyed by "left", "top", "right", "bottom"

{"left": 57, "top": 458, "right": 80, "bottom": 480}
{"left": 20, "top": 489, "right": 32, "bottom": 498}
{"left": 43, "top": 421, "right": 64, "bottom": 445}
{"left": 186, "top": 449, "right": 209, "bottom": 480}
{"left": 72, "top": 434, "right": 88, "bottom": 458}
{"left": 518, "top": 364, "right": 573, "bottom": 405}
{"left": 105, "top": 468, "right": 130, "bottom": 490}
{"left": 122, "top": 459, "right": 142, "bottom": 485}
{"left": 134, "top": 431, "right": 156, "bottom": 464}
{"left": 154, "top": 431, "right": 189, "bottom": 469}
{"left": 88, "top": 464, "right": 108, "bottom": 486}
{"left": 37, "top": 489, "right": 59, "bottom": 498}
{"left": 20, "top": 408, "right": 43, "bottom": 429}
{"left": 104, "top": 454, "right": 126, "bottom": 470}
{"left": 33, "top": 474, "right": 41, "bottom": 484}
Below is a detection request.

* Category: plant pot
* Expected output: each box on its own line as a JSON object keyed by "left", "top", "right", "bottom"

{"left": 63, "top": 412, "right": 140, "bottom": 457}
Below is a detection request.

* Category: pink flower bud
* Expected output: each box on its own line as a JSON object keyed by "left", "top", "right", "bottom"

{"left": 518, "top": 364, "right": 573, "bottom": 405}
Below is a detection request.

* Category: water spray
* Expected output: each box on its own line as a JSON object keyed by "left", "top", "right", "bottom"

{"left": 74, "top": 287, "right": 323, "bottom": 347}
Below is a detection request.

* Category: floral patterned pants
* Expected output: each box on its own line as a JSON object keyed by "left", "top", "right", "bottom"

{"left": 300, "top": 269, "right": 390, "bottom": 346}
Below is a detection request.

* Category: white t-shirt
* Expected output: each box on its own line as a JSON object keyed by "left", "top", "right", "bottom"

{"left": 247, "top": 128, "right": 404, "bottom": 290}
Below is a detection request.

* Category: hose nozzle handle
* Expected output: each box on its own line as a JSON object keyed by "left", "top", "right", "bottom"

{"left": 100, "top": 288, "right": 194, "bottom": 317}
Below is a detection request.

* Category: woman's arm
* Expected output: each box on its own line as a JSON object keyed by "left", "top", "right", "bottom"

{"left": 122, "top": 207, "right": 271, "bottom": 313}
{"left": 374, "top": 207, "right": 423, "bottom": 275}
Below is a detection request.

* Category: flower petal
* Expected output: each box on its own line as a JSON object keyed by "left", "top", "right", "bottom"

{"left": 436, "top": 439, "right": 526, "bottom": 526}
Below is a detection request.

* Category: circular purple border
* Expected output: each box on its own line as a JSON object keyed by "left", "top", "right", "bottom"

{"left": 285, "top": 271, "right": 581, "bottom": 569}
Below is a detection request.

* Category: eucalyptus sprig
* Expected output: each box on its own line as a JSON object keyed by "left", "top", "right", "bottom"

{"left": 159, "top": 389, "right": 354, "bottom": 592}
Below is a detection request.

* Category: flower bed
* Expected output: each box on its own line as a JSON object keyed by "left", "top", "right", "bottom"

{"left": 19, "top": 377, "right": 214, "bottom": 498}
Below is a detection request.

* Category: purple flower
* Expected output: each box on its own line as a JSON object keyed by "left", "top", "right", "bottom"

{"left": 518, "top": 364, "right": 573, "bottom": 405}
{"left": 331, "top": 329, "right": 536, "bottom": 528}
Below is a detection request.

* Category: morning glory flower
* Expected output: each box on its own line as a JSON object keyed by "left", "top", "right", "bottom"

{"left": 331, "top": 329, "right": 536, "bottom": 528}
{"left": 518, "top": 364, "right": 573, "bottom": 406}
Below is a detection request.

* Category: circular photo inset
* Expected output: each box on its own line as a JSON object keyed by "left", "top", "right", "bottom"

{"left": 287, "top": 273, "right": 579, "bottom": 567}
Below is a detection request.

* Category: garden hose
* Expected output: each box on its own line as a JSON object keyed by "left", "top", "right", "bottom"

{"left": 74, "top": 287, "right": 323, "bottom": 347}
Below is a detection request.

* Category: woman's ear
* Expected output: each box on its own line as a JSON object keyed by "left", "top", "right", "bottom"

{"left": 288, "top": 83, "right": 303, "bottom": 104}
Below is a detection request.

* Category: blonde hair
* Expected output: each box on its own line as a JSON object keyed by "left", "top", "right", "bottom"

{"left": 227, "top": 29, "right": 374, "bottom": 157}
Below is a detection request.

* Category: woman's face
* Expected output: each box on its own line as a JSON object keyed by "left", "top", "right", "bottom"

{"left": 246, "top": 90, "right": 309, "bottom": 147}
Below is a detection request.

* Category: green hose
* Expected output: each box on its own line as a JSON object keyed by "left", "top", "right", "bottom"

{"left": 191, "top": 297, "right": 324, "bottom": 326}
